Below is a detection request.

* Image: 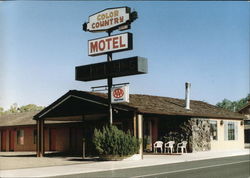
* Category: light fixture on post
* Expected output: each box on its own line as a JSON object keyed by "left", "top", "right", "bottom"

{"left": 240, "top": 120, "right": 244, "bottom": 126}
{"left": 220, "top": 120, "right": 224, "bottom": 125}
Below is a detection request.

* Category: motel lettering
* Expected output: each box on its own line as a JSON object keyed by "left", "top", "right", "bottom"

{"left": 88, "top": 33, "right": 133, "bottom": 56}
{"left": 92, "top": 12, "right": 124, "bottom": 30}
{"left": 85, "top": 7, "right": 131, "bottom": 32}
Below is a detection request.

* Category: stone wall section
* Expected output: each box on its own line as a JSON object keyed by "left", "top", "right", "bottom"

{"left": 191, "top": 118, "right": 211, "bottom": 152}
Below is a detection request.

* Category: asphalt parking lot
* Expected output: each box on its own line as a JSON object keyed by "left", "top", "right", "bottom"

{"left": 0, "top": 152, "right": 98, "bottom": 170}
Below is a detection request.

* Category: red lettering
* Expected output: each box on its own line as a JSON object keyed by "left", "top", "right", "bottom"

{"left": 119, "top": 36, "right": 126, "bottom": 48}
{"left": 114, "top": 17, "right": 119, "bottom": 24}
{"left": 100, "top": 21, "right": 104, "bottom": 27}
{"left": 92, "top": 23, "right": 95, "bottom": 29}
{"left": 104, "top": 20, "right": 109, "bottom": 26}
{"left": 90, "top": 41, "right": 98, "bottom": 53}
{"left": 96, "top": 22, "right": 99, "bottom": 28}
{"left": 105, "top": 38, "right": 112, "bottom": 50}
{"left": 113, "top": 37, "right": 119, "bottom": 49}
{"left": 109, "top": 19, "right": 113, "bottom": 25}
{"left": 119, "top": 16, "right": 124, "bottom": 23}
{"left": 99, "top": 40, "right": 105, "bottom": 51}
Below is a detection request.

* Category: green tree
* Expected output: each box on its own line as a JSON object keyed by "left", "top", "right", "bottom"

{"left": 93, "top": 125, "right": 140, "bottom": 158}
{"left": 2, "top": 103, "right": 45, "bottom": 115}
{"left": 0, "top": 107, "right": 4, "bottom": 115}
{"left": 216, "top": 94, "right": 250, "bottom": 112}
{"left": 19, "top": 104, "right": 44, "bottom": 112}
{"left": 9, "top": 103, "right": 19, "bottom": 113}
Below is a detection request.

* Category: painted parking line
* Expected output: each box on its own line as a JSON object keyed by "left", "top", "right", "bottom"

{"left": 131, "top": 160, "right": 250, "bottom": 178}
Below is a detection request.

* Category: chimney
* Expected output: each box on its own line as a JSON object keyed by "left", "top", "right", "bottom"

{"left": 185, "top": 82, "right": 191, "bottom": 110}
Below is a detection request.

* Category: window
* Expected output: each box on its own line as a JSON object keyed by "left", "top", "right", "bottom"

{"left": 224, "top": 121, "right": 238, "bottom": 141}
{"left": 210, "top": 120, "right": 217, "bottom": 140}
{"left": 228, "top": 122, "right": 235, "bottom": 140}
{"left": 244, "top": 120, "right": 250, "bottom": 125}
{"left": 17, "top": 130, "right": 24, "bottom": 145}
{"left": 33, "top": 129, "right": 37, "bottom": 144}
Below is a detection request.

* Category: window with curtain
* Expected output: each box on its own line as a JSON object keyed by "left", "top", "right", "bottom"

{"left": 227, "top": 122, "right": 238, "bottom": 141}
{"left": 224, "top": 121, "right": 238, "bottom": 141}
{"left": 228, "top": 122, "right": 235, "bottom": 140}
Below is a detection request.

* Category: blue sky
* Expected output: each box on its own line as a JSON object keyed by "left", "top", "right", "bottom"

{"left": 0, "top": 1, "right": 249, "bottom": 110}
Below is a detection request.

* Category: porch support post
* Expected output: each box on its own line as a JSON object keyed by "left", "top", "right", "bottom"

{"left": 37, "top": 119, "right": 45, "bottom": 157}
{"left": 0, "top": 130, "right": 1, "bottom": 152}
{"left": 152, "top": 118, "right": 158, "bottom": 144}
{"left": 82, "top": 117, "right": 85, "bottom": 159}
{"left": 41, "top": 119, "right": 45, "bottom": 156}
{"left": 133, "top": 113, "right": 137, "bottom": 137}
{"left": 138, "top": 114, "right": 143, "bottom": 159}
{"left": 36, "top": 120, "right": 40, "bottom": 157}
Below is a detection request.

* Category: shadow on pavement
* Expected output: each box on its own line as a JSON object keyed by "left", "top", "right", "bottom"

{"left": 67, "top": 157, "right": 101, "bottom": 162}
{"left": 0, "top": 153, "right": 36, "bottom": 157}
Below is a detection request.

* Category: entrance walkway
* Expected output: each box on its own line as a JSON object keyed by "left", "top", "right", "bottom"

{"left": 0, "top": 149, "right": 249, "bottom": 177}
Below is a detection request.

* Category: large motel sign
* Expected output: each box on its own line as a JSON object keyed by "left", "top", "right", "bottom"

{"left": 76, "top": 56, "right": 147, "bottom": 81}
{"left": 82, "top": 7, "right": 137, "bottom": 32}
{"left": 76, "top": 7, "right": 148, "bottom": 124}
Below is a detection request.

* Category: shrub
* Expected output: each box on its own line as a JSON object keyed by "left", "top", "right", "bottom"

{"left": 93, "top": 125, "right": 140, "bottom": 157}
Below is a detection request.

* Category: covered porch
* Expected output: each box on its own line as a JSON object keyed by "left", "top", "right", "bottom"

{"left": 143, "top": 115, "right": 192, "bottom": 154}
{"left": 33, "top": 90, "right": 144, "bottom": 157}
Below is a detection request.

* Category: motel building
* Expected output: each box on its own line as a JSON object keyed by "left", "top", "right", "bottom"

{"left": 239, "top": 99, "right": 250, "bottom": 148}
{"left": 0, "top": 89, "right": 246, "bottom": 157}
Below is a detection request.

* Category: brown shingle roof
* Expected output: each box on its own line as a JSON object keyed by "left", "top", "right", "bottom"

{"left": 84, "top": 91, "right": 245, "bottom": 119}
{"left": 1, "top": 90, "right": 244, "bottom": 127}
{"left": 239, "top": 103, "right": 250, "bottom": 114}
{"left": 127, "top": 94, "right": 245, "bottom": 119}
{"left": 0, "top": 111, "right": 81, "bottom": 127}
{"left": 0, "top": 111, "right": 38, "bottom": 127}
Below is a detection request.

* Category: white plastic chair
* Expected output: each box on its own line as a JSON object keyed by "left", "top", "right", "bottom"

{"left": 177, "top": 141, "right": 187, "bottom": 154}
{"left": 164, "top": 141, "right": 175, "bottom": 154}
{"left": 153, "top": 141, "right": 163, "bottom": 153}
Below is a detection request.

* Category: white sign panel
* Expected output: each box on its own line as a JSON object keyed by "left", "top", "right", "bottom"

{"left": 111, "top": 85, "right": 129, "bottom": 103}
{"left": 88, "top": 33, "right": 132, "bottom": 56}
{"left": 86, "top": 7, "right": 130, "bottom": 32}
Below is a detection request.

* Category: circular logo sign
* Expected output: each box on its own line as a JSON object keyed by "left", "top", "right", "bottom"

{"left": 113, "top": 88, "right": 124, "bottom": 98}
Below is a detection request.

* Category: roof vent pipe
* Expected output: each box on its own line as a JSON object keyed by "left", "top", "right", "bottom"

{"left": 185, "top": 82, "right": 191, "bottom": 110}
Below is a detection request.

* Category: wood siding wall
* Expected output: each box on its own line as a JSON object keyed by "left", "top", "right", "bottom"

{"left": 0, "top": 124, "right": 83, "bottom": 153}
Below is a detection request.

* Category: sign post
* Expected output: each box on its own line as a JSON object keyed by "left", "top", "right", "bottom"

{"left": 77, "top": 7, "right": 147, "bottom": 125}
{"left": 107, "top": 31, "right": 113, "bottom": 124}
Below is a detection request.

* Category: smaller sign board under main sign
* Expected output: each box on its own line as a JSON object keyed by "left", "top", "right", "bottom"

{"left": 75, "top": 56, "right": 148, "bottom": 81}
{"left": 88, "top": 33, "right": 132, "bottom": 56}
{"left": 83, "top": 7, "right": 137, "bottom": 32}
{"left": 111, "top": 85, "right": 129, "bottom": 103}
